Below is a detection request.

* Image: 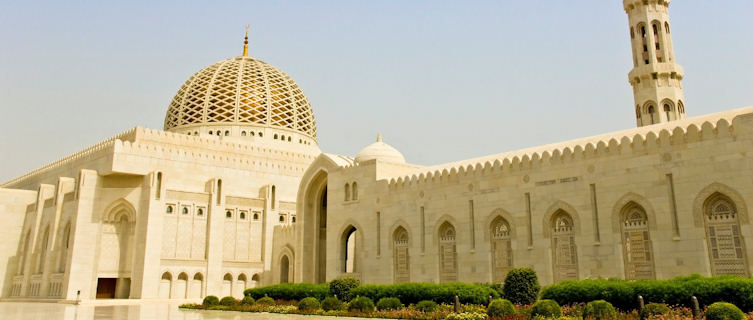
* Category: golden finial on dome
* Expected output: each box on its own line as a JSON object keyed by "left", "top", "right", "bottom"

{"left": 243, "top": 24, "right": 250, "bottom": 57}
{"left": 376, "top": 133, "right": 383, "bottom": 142}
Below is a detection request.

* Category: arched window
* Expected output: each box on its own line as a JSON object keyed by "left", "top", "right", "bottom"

{"left": 175, "top": 272, "right": 188, "bottom": 299}
{"left": 241, "top": 131, "right": 246, "bottom": 136}
{"left": 237, "top": 274, "right": 248, "bottom": 297}
{"left": 271, "top": 185, "right": 276, "bottom": 210}
{"left": 641, "top": 25, "right": 646, "bottom": 38}
{"left": 166, "top": 205, "right": 174, "bottom": 214}
{"left": 19, "top": 231, "right": 30, "bottom": 275}
{"left": 620, "top": 203, "right": 655, "bottom": 279}
{"left": 253, "top": 213, "right": 259, "bottom": 220}
{"left": 196, "top": 208, "right": 204, "bottom": 217}
{"left": 664, "top": 103, "right": 674, "bottom": 121}
{"left": 259, "top": 132, "right": 263, "bottom": 137}
{"left": 630, "top": 27, "right": 635, "bottom": 39}
{"left": 208, "top": 131, "right": 213, "bottom": 135}
{"left": 704, "top": 193, "right": 748, "bottom": 276}
{"left": 491, "top": 217, "right": 513, "bottom": 283}
{"left": 648, "top": 105, "right": 656, "bottom": 124}
{"left": 251, "top": 274, "right": 260, "bottom": 288}
{"left": 281, "top": 135, "right": 285, "bottom": 141}
{"left": 287, "top": 136, "right": 292, "bottom": 142}
{"left": 250, "top": 131, "right": 255, "bottom": 136}
{"left": 224, "top": 131, "right": 230, "bottom": 136}
{"left": 279, "top": 215, "right": 285, "bottom": 223}
{"left": 678, "top": 101, "right": 685, "bottom": 114}
{"left": 190, "top": 273, "right": 203, "bottom": 299}
{"left": 291, "top": 216, "right": 296, "bottom": 223}
{"left": 344, "top": 183, "right": 351, "bottom": 201}
{"left": 226, "top": 210, "right": 232, "bottom": 219}
{"left": 438, "top": 222, "right": 457, "bottom": 282}
{"left": 665, "top": 21, "right": 670, "bottom": 33}
{"left": 551, "top": 210, "right": 578, "bottom": 282}
{"left": 352, "top": 182, "right": 358, "bottom": 200}
{"left": 182, "top": 207, "right": 189, "bottom": 215}
{"left": 393, "top": 227, "right": 410, "bottom": 283}
{"left": 240, "top": 211, "right": 246, "bottom": 220}
{"left": 274, "top": 134, "right": 278, "bottom": 140}
{"left": 652, "top": 23, "right": 658, "bottom": 35}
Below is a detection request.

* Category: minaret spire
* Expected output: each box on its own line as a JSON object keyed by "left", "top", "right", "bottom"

{"left": 624, "top": 0, "right": 686, "bottom": 127}
{"left": 243, "top": 24, "right": 250, "bottom": 57}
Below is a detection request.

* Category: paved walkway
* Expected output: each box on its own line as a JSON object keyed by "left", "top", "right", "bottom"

{"left": 0, "top": 302, "right": 384, "bottom": 320}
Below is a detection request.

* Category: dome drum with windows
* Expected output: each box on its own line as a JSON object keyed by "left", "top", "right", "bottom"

{"left": 164, "top": 32, "right": 317, "bottom": 145}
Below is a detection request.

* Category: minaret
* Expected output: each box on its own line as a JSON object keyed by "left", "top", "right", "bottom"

{"left": 624, "top": 0, "right": 686, "bottom": 127}
{"left": 243, "top": 24, "right": 249, "bottom": 57}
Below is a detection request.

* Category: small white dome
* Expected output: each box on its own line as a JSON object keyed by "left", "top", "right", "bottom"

{"left": 355, "top": 134, "right": 406, "bottom": 164}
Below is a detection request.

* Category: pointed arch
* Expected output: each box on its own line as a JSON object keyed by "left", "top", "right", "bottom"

{"left": 697, "top": 189, "right": 749, "bottom": 276}
{"left": 174, "top": 272, "right": 188, "bottom": 299}
{"left": 392, "top": 225, "right": 410, "bottom": 283}
{"left": 339, "top": 223, "right": 360, "bottom": 274}
{"left": 159, "top": 272, "right": 172, "bottom": 299}
{"left": 222, "top": 273, "right": 233, "bottom": 297}
{"left": 57, "top": 221, "right": 71, "bottom": 273}
{"left": 189, "top": 272, "right": 203, "bottom": 299}
{"left": 437, "top": 220, "right": 457, "bottom": 282}
{"left": 489, "top": 214, "right": 513, "bottom": 283}
{"left": 102, "top": 198, "right": 137, "bottom": 223}
{"left": 548, "top": 208, "right": 578, "bottom": 282}
{"left": 619, "top": 202, "right": 655, "bottom": 279}
{"left": 36, "top": 226, "right": 50, "bottom": 274}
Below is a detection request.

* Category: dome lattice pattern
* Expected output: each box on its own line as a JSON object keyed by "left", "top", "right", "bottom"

{"left": 164, "top": 56, "right": 316, "bottom": 138}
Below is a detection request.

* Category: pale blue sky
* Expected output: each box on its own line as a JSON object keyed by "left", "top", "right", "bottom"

{"left": 1, "top": 1, "right": 751, "bottom": 182}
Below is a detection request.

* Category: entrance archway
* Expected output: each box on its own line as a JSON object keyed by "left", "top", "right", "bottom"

{"left": 301, "top": 170, "right": 328, "bottom": 283}
{"left": 280, "top": 255, "right": 290, "bottom": 283}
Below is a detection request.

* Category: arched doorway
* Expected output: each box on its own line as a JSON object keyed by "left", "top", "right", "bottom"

{"left": 235, "top": 274, "right": 247, "bottom": 298}
{"left": 280, "top": 255, "right": 290, "bottom": 283}
{"left": 302, "top": 170, "right": 328, "bottom": 283}
{"left": 158, "top": 272, "right": 172, "bottom": 299}
{"left": 174, "top": 272, "right": 188, "bottom": 299}
{"left": 97, "top": 200, "right": 136, "bottom": 299}
{"left": 341, "top": 226, "right": 358, "bottom": 275}
{"left": 189, "top": 273, "right": 203, "bottom": 299}
{"left": 222, "top": 273, "right": 233, "bottom": 297}
{"left": 251, "top": 274, "right": 260, "bottom": 288}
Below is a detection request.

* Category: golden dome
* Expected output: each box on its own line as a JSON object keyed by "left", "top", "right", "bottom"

{"left": 164, "top": 55, "right": 317, "bottom": 139}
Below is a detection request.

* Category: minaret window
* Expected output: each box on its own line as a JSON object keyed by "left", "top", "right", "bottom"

{"left": 641, "top": 26, "right": 646, "bottom": 38}
{"left": 648, "top": 105, "right": 655, "bottom": 124}
{"left": 665, "top": 22, "right": 670, "bottom": 34}
{"left": 664, "top": 104, "right": 672, "bottom": 121}
{"left": 630, "top": 27, "right": 635, "bottom": 39}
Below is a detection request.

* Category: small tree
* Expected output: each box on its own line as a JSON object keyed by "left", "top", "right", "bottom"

{"left": 502, "top": 267, "right": 540, "bottom": 305}
{"left": 329, "top": 277, "right": 360, "bottom": 301}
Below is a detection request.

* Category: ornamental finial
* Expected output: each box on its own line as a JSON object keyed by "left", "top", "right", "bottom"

{"left": 243, "top": 24, "right": 250, "bottom": 57}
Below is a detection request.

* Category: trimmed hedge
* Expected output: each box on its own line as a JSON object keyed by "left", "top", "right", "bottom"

{"left": 531, "top": 299, "right": 562, "bottom": 318}
{"left": 202, "top": 295, "right": 220, "bottom": 306}
{"left": 244, "top": 283, "right": 330, "bottom": 301}
{"left": 349, "top": 282, "right": 500, "bottom": 305}
{"left": 706, "top": 302, "right": 745, "bottom": 320}
{"left": 640, "top": 302, "right": 669, "bottom": 318}
{"left": 240, "top": 296, "right": 255, "bottom": 305}
{"left": 330, "top": 277, "right": 360, "bottom": 301}
{"left": 219, "top": 296, "right": 237, "bottom": 306}
{"left": 348, "top": 296, "right": 375, "bottom": 313}
{"left": 256, "top": 296, "right": 275, "bottom": 305}
{"left": 376, "top": 297, "right": 403, "bottom": 311}
{"left": 298, "top": 297, "right": 321, "bottom": 311}
{"left": 415, "top": 300, "right": 438, "bottom": 313}
{"left": 584, "top": 300, "right": 617, "bottom": 320}
{"left": 487, "top": 298, "right": 516, "bottom": 317}
{"left": 322, "top": 296, "right": 345, "bottom": 311}
{"left": 540, "top": 274, "right": 753, "bottom": 312}
{"left": 502, "top": 267, "right": 540, "bottom": 305}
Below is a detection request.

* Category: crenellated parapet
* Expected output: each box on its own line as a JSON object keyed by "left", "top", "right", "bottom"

{"left": 385, "top": 107, "right": 753, "bottom": 189}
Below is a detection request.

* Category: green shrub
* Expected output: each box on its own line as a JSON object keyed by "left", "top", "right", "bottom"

{"left": 348, "top": 296, "right": 375, "bottom": 313}
{"left": 329, "top": 277, "right": 361, "bottom": 301}
{"left": 640, "top": 302, "right": 669, "bottom": 318}
{"left": 415, "top": 300, "right": 438, "bottom": 313}
{"left": 256, "top": 296, "right": 275, "bottom": 306}
{"left": 487, "top": 298, "right": 516, "bottom": 317}
{"left": 445, "top": 312, "right": 487, "bottom": 320}
{"left": 540, "top": 275, "right": 753, "bottom": 312}
{"left": 244, "top": 283, "right": 329, "bottom": 301}
{"left": 531, "top": 299, "right": 562, "bottom": 318}
{"left": 297, "top": 297, "right": 321, "bottom": 311}
{"left": 376, "top": 297, "right": 403, "bottom": 311}
{"left": 322, "top": 296, "right": 345, "bottom": 311}
{"left": 240, "top": 295, "right": 255, "bottom": 305}
{"left": 219, "top": 296, "right": 237, "bottom": 306}
{"left": 502, "top": 267, "right": 540, "bottom": 305}
{"left": 202, "top": 295, "right": 220, "bottom": 306}
{"left": 706, "top": 302, "right": 745, "bottom": 320}
{"left": 584, "top": 300, "right": 617, "bottom": 320}
{"left": 349, "top": 282, "right": 500, "bottom": 305}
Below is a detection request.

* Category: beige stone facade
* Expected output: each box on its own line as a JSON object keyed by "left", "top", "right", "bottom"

{"left": 0, "top": 0, "right": 751, "bottom": 303}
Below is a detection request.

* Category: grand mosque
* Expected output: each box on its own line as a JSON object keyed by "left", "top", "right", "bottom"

{"left": 1, "top": 0, "right": 752, "bottom": 302}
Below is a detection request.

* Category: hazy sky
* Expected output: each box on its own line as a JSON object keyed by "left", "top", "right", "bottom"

{"left": 1, "top": 1, "right": 751, "bottom": 182}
